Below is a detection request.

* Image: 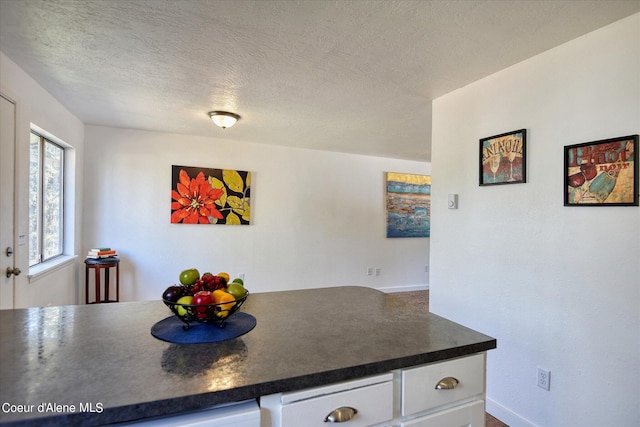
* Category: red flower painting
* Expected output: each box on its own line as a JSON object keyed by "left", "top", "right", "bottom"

{"left": 171, "top": 169, "right": 224, "bottom": 224}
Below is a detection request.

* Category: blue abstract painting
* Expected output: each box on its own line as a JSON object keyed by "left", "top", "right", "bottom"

{"left": 386, "top": 173, "right": 431, "bottom": 238}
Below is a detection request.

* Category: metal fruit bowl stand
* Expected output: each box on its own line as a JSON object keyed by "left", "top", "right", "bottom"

{"left": 162, "top": 291, "right": 249, "bottom": 330}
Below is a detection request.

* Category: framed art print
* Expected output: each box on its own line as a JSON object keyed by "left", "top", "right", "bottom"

{"left": 386, "top": 172, "right": 431, "bottom": 238}
{"left": 171, "top": 165, "right": 251, "bottom": 224}
{"left": 479, "top": 129, "right": 526, "bottom": 186}
{"left": 564, "top": 135, "right": 638, "bottom": 206}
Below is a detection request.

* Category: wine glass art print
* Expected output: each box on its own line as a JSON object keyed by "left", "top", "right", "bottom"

{"left": 564, "top": 135, "right": 638, "bottom": 206}
{"left": 479, "top": 129, "right": 527, "bottom": 186}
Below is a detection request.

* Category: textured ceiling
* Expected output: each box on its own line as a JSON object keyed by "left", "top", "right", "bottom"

{"left": 1, "top": 0, "right": 639, "bottom": 161}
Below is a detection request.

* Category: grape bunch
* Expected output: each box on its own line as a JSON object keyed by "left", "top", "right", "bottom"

{"left": 189, "top": 273, "right": 227, "bottom": 295}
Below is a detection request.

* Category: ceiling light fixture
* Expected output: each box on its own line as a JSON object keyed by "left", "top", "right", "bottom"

{"left": 208, "top": 111, "right": 241, "bottom": 129}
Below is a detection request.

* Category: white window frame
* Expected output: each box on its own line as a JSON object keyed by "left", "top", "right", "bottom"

{"left": 28, "top": 125, "right": 76, "bottom": 280}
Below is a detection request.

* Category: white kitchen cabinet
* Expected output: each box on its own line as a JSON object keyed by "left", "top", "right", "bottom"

{"left": 118, "top": 399, "right": 260, "bottom": 426}
{"left": 401, "top": 353, "right": 485, "bottom": 416}
{"left": 261, "top": 373, "right": 394, "bottom": 427}
{"left": 395, "top": 353, "right": 486, "bottom": 427}
{"left": 260, "top": 352, "right": 487, "bottom": 427}
{"left": 399, "top": 400, "right": 485, "bottom": 427}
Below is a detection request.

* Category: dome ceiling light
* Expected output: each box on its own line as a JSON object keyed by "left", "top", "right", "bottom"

{"left": 208, "top": 111, "right": 241, "bottom": 129}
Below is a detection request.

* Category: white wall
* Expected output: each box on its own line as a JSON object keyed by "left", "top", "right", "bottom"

{"left": 83, "top": 126, "right": 430, "bottom": 301}
{"left": 0, "top": 52, "right": 85, "bottom": 307}
{"left": 430, "top": 14, "right": 639, "bottom": 427}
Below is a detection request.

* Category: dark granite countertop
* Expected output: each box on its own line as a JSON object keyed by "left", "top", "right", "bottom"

{"left": 0, "top": 286, "right": 495, "bottom": 426}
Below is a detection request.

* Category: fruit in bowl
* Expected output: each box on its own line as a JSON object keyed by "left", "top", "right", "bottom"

{"left": 179, "top": 268, "right": 200, "bottom": 286}
{"left": 226, "top": 282, "right": 246, "bottom": 299}
{"left": 213, "top": 289, "right": 236, "bottom": 318}
{"left": 193, "top": 291, "right": 214, "bottom": 319}
{"left": 162, "top": 270, "right": 249, "bottom": 328}
{"left": 162, "top": 285, "right": 185, "bottom": 302}
{"left": 175, "top": 295, "right": 193, "bottom": 317}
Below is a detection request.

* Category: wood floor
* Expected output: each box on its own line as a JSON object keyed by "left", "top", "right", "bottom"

{"left": 486, "top": 413, "right": 508, "bottom": 427}
{"left": 390, "top": 290, "right": 508, "bottom": 427}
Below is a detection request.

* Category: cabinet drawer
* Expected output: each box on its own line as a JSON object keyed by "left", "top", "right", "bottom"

{"left": 400, "top": 399, "right": 485, "bottom": 427}
{"left": 281, "top": 380, "right": 393, "bottom": 427}
{"left": 401, "top": 353, "right": 485, "bottom": 416}
{"left": 118, "top": 399, "right": 260, "bottom": 426}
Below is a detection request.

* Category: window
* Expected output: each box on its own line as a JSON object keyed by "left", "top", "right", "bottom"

{"left": 29, "top": 131, "right": 65, "bottom": 266}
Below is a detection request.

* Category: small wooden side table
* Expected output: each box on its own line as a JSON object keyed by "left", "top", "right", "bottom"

{"left": 85, "top": 257, "right": 120, "bottom": 304}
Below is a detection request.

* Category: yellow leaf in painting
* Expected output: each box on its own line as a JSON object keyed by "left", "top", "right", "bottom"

{"left": 226, "top": 212, "right": 241, "bottom": 225}
{"left": 242, "top": 201, "right": 251, "bottom": 222}
{"left": 209, "top": 176, "right": 223, "bottom": 188}
{"left": 209, "top": 176, "right": 227, "bottom": 207}
{"left": 223, "top": 170, "right": 244, "bottom": 193}
{"left": 245, "top": 172, "right": 251, "bottom": 188}
{"left": 227, "top": 196, "right": 244, "bottom": 212}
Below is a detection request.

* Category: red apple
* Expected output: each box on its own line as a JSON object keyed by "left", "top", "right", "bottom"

{"left": 193, "top": 291, "right": 213, "bottom": 319}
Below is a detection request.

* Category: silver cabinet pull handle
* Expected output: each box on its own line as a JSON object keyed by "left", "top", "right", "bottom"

{"left": 324, "top": 406, "right": 358, "bottom": 422}
{"left": 435, "top": 376, "right": 459, "bottom": 390}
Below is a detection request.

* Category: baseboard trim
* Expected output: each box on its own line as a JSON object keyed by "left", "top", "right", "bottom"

{"left": 486, "top": 397, "right": 536, "bottom": 427}
{"left": 377, "top": 284, "right": 429, "bottom": 293}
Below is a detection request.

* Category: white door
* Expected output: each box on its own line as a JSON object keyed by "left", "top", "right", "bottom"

{"left": 1, "top": 93, "right": 19, "bottom": 309}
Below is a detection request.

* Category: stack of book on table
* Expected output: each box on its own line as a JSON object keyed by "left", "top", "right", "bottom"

{"left": 86, "top": 247, "right": 118, "bottom": 259}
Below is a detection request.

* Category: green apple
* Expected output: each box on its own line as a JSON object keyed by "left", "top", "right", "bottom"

{"left": 175, "top": 295, "right": 193, "bottom": 317}
{"left": 231, "top": 277, "right": 244, "bottom": 286}
{"left": 226, "top": 282, "right": 246, "bottom": 299}
{"left": 179, "top": 268, "right": 200, "bottom": 286}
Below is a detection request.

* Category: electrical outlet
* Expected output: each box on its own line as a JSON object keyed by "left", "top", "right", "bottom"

{"left": 367, "top": 267, "right": 373, "bottom": 276}
{"left": 537, "top": 367, "right": 550, "bottom": 391}
{"left": 424, "top": 265, "right": 429, "bottom": 273}
{"left": 374, "top": 268, "right": 381, "bottom": 276}
{"left": 238, "top": 273, "right": 245, "bottom": 281}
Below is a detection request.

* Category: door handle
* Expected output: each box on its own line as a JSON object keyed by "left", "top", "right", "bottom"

{"left": 6, "top": 267, "right": 21, "bottom": 278}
